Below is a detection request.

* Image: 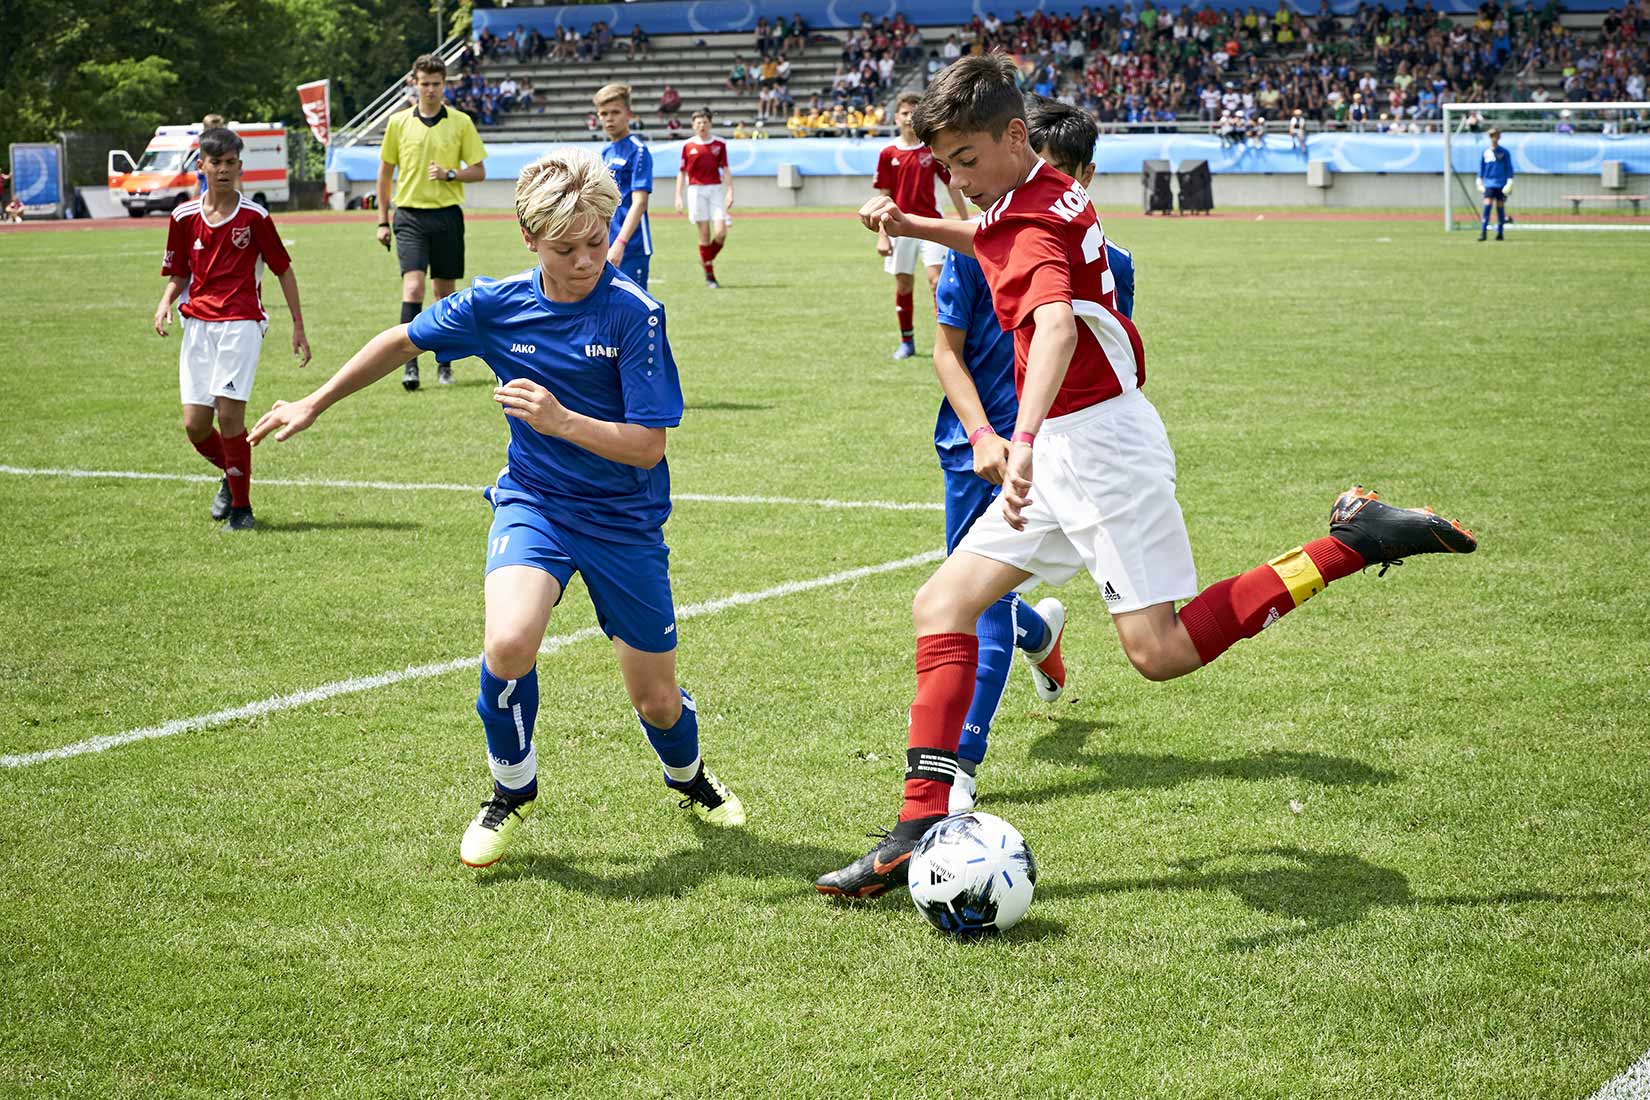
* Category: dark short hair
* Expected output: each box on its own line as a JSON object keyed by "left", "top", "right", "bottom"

{"left": 198, "top": 127, "right": 243, "bottom": 159}
{"left": 912, "top": 53, "right": 1024, "bottom": 145}
{"left": 692, "top": 108, "right": 713, "bottom": 122}
{"left": 412, "top": 53, "right": 447, "bottom": 78}
{"left": 897, "top": 91, "right": 924, "bottom": 111}
{"left": 1025, "top": 96, "right": 1097, "bottom": 177}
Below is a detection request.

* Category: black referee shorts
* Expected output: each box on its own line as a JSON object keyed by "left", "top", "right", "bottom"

{"left": 393, "top": 205, "right": 465, "bottom": 280}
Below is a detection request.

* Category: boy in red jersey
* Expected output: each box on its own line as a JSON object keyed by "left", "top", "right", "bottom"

{"left": 673, "top": 109, "right": 734, "bottom": 288}
{"left": 816, "top": 55, "right": 1477, "bottom": 899}
{"left": 873, "top": 92, "right": 969, "bottom": 360}
{"left": 154, "top": 128, "right": 309, "bottom": 531}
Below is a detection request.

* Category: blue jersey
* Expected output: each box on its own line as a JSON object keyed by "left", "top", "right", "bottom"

{"left": 408, "top": 264, "right": 682, "bottom": 540}
{"left": 933, "top": 250, "right": 1019, "bottom": 474}
{"left": 602, "top": 133, "right": 654, "bottom": 257}
{"left": 932, "top": 243, "right": 1136, "bottom": 473}
{"left": 1477, "top": 144, "right": 1514, "bottom": 190}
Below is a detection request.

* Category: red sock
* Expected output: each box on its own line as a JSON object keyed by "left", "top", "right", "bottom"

{"left": 698, "top": 244, "right": 712, "bottom": 273}
{"left": 1177, "top": 537, "right": 1365, "bottom": 666}
{"left": 900, "top": 633, "right": 978, "bottom": 822}
{"left": 191, "top": 430, "right": 227, "bottom": 470}
{"left": 707, "top": 237, "right": 725, "bottom": 261}
{"left": 895, "top": 291, "right": 914, "bottom": 341}
{"left": 221, "top": 432, "right": 252, "bottom": 509}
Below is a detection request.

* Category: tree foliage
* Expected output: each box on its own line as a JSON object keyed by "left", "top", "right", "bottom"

{"left": 0, "top": 0, "right": 462, "bottom": 182}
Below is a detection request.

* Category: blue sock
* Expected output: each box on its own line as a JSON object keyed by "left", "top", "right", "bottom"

{"left": 476, "top": 659, "right": 538, "bottom": 796}
{"left": 959, "top": 595, "right": 1017, "bottom": 766}
{"left": 1482, "top": 202, "right": 1492, "bottom": 231}
{"left": 1497, "top": 206, "right": 1507, "bottom": 234}
{"left": 1013, "top": 595, "right": 1050, "bottom": 654}
{"left": 640, "top": 688, "right": 701, "bottom": 788}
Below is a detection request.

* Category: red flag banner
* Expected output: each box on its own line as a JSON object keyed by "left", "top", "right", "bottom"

{"left": 297, "top": 79, "right": 331, "bottom": 146}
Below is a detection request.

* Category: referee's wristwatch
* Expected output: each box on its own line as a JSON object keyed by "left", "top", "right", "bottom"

{"left": 445, "top": 168, "right": 457, "bottom": 182}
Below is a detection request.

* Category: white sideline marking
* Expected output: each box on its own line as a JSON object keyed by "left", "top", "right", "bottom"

{"left": 0, "top": 548, "right": 944, "bottom": 769}
{"left": 0, "top": 465, "right": 943, "bottom": 513}
{"left": 1591, "top": 1049, "right": 1650, "bottom": 1100}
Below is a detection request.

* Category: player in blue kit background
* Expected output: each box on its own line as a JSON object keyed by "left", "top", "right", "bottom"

{"left": 1476, "top": 127, "right": 1514, "bottom": 242}
{"left": 249, "top": 147, "right": 745, "bottom": 869}
{"left": 595, "top": 83, "right": 654, "bottom": 288}
{"left": 930, "top": 97, "right": 1137, "bottom": 812}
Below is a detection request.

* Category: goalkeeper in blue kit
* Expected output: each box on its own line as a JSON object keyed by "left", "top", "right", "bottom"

{"left": 1477, "top": 127, "right": 1514, "bottom": 242}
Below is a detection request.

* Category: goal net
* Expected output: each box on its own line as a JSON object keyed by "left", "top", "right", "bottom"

{"left": 1443, "top": 102, "right": 1650, "bottom": 232}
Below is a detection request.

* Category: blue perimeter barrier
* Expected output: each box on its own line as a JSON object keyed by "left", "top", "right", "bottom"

{"left": 329, "top": 132, "right": 1650, "bottom": 183}
{"left": 473, "top": 0, "right": 1623, "bottom": 38}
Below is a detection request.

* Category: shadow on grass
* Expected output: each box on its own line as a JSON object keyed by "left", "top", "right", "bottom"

{"left": 986, "top": 718, "right": 1398, "bottom": 808}
{"left": 1043, "top": 845, "right": 1622, "bottom": 951}
{"left": 478, "top": 817, "right": 862, "bottom": 900}
{"left": 252, "top": 518, "right": 422, "bottom": 533}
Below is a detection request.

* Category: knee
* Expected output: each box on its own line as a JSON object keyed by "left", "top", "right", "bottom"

{"left": 631, "top": 684, "right": 683, "bottom": 728}
{"left": 913, "top": 577, "right": 972, "bottom": 633}
{"left": 1120, "top": 635, "right": 1180, "bottom": 682}
{"left": 483, "top": 630, "right": 540, "bottom": 680}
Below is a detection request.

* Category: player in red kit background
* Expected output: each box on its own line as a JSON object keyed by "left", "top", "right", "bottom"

{"left": 816, "top": 56, "right": 1478, "bottom": 899}
{"left": 674, "top": 109, "right": 734, "bottom": 288}
{"left": 154, "top": 127, "right": 309, "bottom": 531}
{"left": 872, "top": 92, "right": 968, "bottom": 361}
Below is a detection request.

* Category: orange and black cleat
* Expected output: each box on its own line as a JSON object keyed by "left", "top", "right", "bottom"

{"left": 1330, "top": 485, "right": 1477, "bottom": 572}
{"left": 814, "top": 815, "right": 943, "bottom": 899}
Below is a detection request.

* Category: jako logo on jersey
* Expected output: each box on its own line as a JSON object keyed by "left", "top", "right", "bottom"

{"left": 1048, "top": 181, "right": 1092, "bottom": 223}
{"left": 510, "top": 343, "right": 536, "bottom": 354}
{"left": 585, "top": 344, "right": 618, "bottom": 358}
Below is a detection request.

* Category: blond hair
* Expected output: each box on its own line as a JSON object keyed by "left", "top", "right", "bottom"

{"left": 515, "top": 147, "right": 620, "bottom": 241}
{"left": 592, "top": 82, "right": 632, "bottom": 108}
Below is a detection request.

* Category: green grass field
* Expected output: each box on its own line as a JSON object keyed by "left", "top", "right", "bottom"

{"left": 2, "top": 209, "right": 1647, "bottom": 1099}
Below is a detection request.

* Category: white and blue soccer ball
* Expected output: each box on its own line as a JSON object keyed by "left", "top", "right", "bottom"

{"left": 908, "top": 811, "right": 1037, "bottom": 935}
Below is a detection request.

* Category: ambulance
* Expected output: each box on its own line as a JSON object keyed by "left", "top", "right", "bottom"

{"left": 108, "top": 123, "right": 289, "bottom": 217}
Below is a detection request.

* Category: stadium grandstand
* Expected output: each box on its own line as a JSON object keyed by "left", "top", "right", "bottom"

{"left": 438, "top": 0, "right": 1646, "bottom": 142}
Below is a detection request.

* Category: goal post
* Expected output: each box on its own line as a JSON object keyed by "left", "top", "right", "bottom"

{"left": 1443, "top": 101, "right": 1650, "bottom": 232}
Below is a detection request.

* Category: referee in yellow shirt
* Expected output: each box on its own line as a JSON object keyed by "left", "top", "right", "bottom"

{"left": 375, "top": 53, "right": 487, "bottom": 390}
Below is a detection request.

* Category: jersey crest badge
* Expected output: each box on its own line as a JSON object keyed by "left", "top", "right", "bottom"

{"left": 231, "top": 226, "right": 252, "bottom": 249}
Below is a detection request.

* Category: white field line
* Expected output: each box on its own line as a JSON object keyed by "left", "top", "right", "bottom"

{"left": 1591, "top": 1049, "right": 1650, "bottom": 1100}
{"left": 0, "top": 465, "right": 943, "bottom": 513}
{"left": 0, "top": 548, "right": 943, "bottom": 769}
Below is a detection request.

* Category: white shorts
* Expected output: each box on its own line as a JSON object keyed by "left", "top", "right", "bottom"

{"left": 883, "top": 234, "right": 948, "bottom": 276}
{"left": 685, "top": 184, "right": 729, "bottom": 224}
{"left": 955, "top": 390, "right": 1199, "bottom": 614}
{"left": 179, "top": 317, "right": 265, "bottom": 407}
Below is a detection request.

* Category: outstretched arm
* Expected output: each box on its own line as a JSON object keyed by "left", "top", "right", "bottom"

{"left": 249, "top": 324, "right": 418, "bottom": 444}
{"left": 860, "top": 195, "right": 975, "bottom": 256}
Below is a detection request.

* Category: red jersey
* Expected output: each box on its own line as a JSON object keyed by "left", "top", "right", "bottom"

{"left": 161, "top": 195, "right": 291, "bottom": 323}
{"left": 681, "top": 138, "right": 729, "bottom": 186}
{"left": 973, "top": 159, "right": 1144, "bottom": 419}
{"left": 873, "top": 141, "right": 951, "bottom": 219}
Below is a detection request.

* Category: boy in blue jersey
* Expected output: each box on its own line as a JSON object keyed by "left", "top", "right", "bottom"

{"left": 1476, "top": 127, "right": 1514, "bottom": 242}
{"left": 930, "top": 97, "right": 1137, "bottom": 812}
{"left": 249, "top": 147, "right": 745, "bottom": 868}
{"left": 595, "top": 83, "right": 655, "bottom": 287}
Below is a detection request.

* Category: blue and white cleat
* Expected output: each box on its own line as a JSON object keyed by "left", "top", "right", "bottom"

{"left": 892, "top": 340, "right": 916, "bottom": 361}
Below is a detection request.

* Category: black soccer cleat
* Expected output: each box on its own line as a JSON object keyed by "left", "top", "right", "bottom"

{"left": 210, "top": 477, "right": 232, "bottom": 521}
{"left": 402, "top": 361, "right": 420, "bottom": 391}
{"left": 221, "top": 506, "right": 256, "bottom": 532}
{"left": 814, "top": 814, "right": 943, "bottom": 899}
{"left": 1330, "top": 485, "right": 1475, "bottom": 569}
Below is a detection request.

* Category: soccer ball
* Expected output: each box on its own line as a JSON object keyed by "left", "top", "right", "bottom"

{"left": 908, "top": 811, "right": 1037, "bottom": 934}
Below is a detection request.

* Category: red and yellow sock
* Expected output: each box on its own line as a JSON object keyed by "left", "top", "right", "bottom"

{"left": 1178, "top": 537, "right": 1364, "bottom": 666}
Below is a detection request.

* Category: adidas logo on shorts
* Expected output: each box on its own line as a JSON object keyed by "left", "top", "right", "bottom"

{"left": 1102, "top": 581, "right": 1123, "bottom": 604}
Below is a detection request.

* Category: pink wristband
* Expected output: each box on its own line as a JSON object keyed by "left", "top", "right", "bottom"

{"left": 1011, "top": 431, "right": 1037, "bottom": 446}
{"left": 967, "top": 425, "right": 996, "bottom": 446}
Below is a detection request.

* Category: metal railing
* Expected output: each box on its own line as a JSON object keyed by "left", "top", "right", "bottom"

{"left": 333, "top": 34, "right": 471, "bottom": 149}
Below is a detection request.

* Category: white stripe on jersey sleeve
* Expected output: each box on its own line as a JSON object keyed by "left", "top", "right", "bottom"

{"left": 610, "top": 276, "right": 661, "bottom": 312}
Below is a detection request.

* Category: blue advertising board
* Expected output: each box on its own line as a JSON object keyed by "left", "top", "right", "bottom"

{"left": 9, "top": 143, "right": 66, "bottom": 218}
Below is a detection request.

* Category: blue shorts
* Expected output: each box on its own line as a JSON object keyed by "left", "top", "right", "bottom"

{"left": 616, "top": 250, "right": 650, "bottom": 289}
{"left": 484, "top": 472, "right": 677, "bottom": 653}
{"left": 1484, "top": 187, "right": 1507, "bottom": 201}
{"left": 942, "top": 464, "right": 1002, "bottom": 554}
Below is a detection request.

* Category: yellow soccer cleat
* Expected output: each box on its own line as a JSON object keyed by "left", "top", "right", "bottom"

{"left": 674, "top": 766, "right": 747, "bottom": 827}
{"left": 460, "top": 789, "right": 536, "bottom": 868}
